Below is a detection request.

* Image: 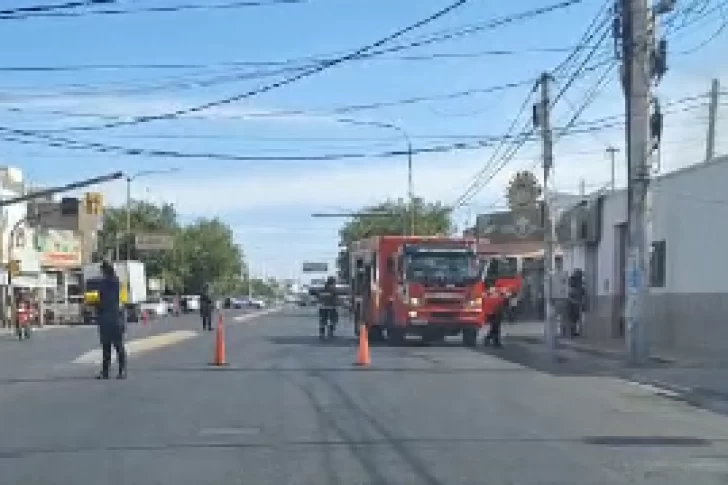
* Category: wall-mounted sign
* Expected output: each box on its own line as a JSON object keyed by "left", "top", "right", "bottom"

{"left": 135, "top": 233, "right": 174, "bottom": 251}
{"left": 302, "top": 262, "right": 328, "bottom": 273}
{"left": 475, "top": 207, "right": 544, "bottom": 243}
{"left": 38, "top": 229, "right": 82, "bottom": 268}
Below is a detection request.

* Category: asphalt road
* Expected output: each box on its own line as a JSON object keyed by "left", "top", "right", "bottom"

{"left": 1, "top": 307, "right": 728, "bottom": 484}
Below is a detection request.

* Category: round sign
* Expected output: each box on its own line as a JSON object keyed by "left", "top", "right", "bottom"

{"left": 506, "top": 171, "right": 541, "bottom": 210}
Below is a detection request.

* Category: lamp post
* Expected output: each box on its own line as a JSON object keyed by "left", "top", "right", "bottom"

{"left": 124, "top": 168, "right": 180, "bottom": 260}
{"left": 335, "top": 118, "right": 414, "bottom": 235}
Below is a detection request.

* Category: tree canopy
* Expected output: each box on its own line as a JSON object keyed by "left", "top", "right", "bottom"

{"left": 97, "top": 200, "right": 272, "bottom": 297}
{"left": 336, "top": 198, "right": 452, "bottom": 281}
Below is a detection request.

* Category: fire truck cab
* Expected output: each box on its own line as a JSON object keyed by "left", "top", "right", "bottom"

{"left": 349, "top": 236, "right": 485, "bottom": 346}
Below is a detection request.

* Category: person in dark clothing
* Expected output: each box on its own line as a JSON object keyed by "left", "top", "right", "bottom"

{"left": 484, "top": 312, "right": 503, "bottom": 348}
{"left": 567, "top": 268, "right": 587, "bottom": 337}
{"left": 318, "top": 276, "right": 339, "bottom": 338}
{"left": 200, "top": 285, "right": 214, "bottom": 331}
{"left": 96, "top": 261, "right": 127, "bottom": 380}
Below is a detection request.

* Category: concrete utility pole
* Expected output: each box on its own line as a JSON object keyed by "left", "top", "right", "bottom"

{"left": 606, "top": 146, "right": 620, "bottom": 192}
{"left": 706, "top": 78, "right": 720, "bottom": 163}
{"left": 535, "top": 72, "right": 557, "bottom": 357}
{"left": 620, "top": 0, "right": 672, "bottom": 364}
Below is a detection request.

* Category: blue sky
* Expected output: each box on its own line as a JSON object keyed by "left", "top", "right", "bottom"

{"left": 0, "top": 0, "right": 726, "bottom": 279}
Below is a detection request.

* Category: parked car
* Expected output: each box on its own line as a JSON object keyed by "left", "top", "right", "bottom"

{"left": 140, "top": 298, "right": 169, "bottom": 318}
{"left": 250, "top": 298, "right": 266, "bottom": 309}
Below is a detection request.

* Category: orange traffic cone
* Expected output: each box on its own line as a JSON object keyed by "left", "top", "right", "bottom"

{"left": 211, "top": 314, "right": 228, "bottom": 366}
{"left": 354, "top": 323, "right": 371, "bottom": 367}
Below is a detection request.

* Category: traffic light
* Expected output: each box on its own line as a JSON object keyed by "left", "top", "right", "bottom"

{"left": 84, "top": 192, "right": 104, "bottom": 215}
{"left": 8, "top": 260, "right": 20, "bottom": 277}
{"left": 60, "top": 197, "right": 79, "bottom": 216}
{"left": 94, "top": 193, "right": 104, "bottom": 215}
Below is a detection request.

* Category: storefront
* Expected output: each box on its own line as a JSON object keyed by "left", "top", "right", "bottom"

{"left": 37, "top": 228, "right": 83, "bottom": 302}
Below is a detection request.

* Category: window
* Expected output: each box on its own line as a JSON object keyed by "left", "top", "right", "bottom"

{"left": 650, "top": 240, "right": 666, "bottom": 288}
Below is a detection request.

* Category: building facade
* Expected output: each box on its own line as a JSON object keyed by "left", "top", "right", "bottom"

{"left": 559, "top": 155, "right": 728, "bottom": 359}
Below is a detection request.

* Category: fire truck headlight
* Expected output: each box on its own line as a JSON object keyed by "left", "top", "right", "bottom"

{"left": 408, "top": 297, "right": 422, "bottom": 307}
{"left": 466, "top": 297, "right": 482, "bottom": 308}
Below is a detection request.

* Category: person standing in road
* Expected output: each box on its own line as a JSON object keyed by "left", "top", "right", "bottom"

{"left": 200, "top": 285, "right": 214, "bottom": 331}
{"left": 318, "top": 276, "right": 339, "bottom": 339}
{"left": 96, "top": 261, "right": 127, "bottom": 380}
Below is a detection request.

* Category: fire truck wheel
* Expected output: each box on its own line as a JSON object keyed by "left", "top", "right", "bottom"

{"left": 462, "top": 328, "right": 477, "bottom": 347}
{"left": 369, "top": 326, "right": 384, "bottom": 341}
{"left": 388, "top": 327, "right": 405, "bottom": 345}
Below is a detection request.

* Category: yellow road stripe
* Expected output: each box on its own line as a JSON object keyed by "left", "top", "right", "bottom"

{"left": 72, "top": 330, "right": 199, "bottom": 365}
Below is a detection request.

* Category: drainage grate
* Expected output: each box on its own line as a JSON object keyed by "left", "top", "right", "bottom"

{"left": 584, "top": 436, "right": 711, "bottom": 447}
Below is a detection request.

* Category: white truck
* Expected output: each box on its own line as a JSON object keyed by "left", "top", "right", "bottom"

{"left": 82, "top": 260, "right": 148, "bottom": 324}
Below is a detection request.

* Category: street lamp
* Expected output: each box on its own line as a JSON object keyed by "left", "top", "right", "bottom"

{"left": 125, "top": 168, "right": 180, "bottom": 259}
{"left": 335, "top": 118, "right": 414, "bottom": 235}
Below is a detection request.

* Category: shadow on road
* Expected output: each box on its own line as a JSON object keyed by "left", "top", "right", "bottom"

{"left": 471, "top": 337, "right": 626, "bottom": 378}
{"left": 266, "top": 335, "right": 358, "bottom": 348}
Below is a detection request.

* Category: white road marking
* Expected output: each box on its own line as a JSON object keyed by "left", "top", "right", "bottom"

{"left": 72, "top": 330, "right": 199, "bottom": 365}
{"left": 626, "top": 381, "right": 682, "bottom": 398}
{"left": 232, "top": 308, "right": 279, "bottom": 322}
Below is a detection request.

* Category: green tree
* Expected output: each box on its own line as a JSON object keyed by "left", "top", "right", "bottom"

{"left": 336, "top": 197, "right": 452, "bottom": 280}
{"left": 174, "top": 218, "right": 244, "bottom": 295}
{"left": 97, "top": 202, "right": 248, "bottom": 296}
{"left": 96, "top": 201, "right": 179, "bottom": 278}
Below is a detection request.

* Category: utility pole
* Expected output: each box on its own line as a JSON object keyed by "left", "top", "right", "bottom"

{"left": 534, "top": 71, "right": 557, "bottom": 357}
{"left": 706, "top": 78, "right": 720, "bottom": 163}
{"left": 618, "top": 0, "right": 672, "bottom": 365}
{"left": 407, "top": 142, "right": 415, "bottom": 236}
{"left": 606, "top": 146, "right": 620, "bottom": 192}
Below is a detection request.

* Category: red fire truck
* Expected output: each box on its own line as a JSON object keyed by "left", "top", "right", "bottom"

{"left": 349, "top": 236, "right": 485, "bottom": 346}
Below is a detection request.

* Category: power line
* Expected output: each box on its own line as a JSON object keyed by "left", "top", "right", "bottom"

{"left": 2, "top": 62, "right": 612, "bottom": 124}
{"left": 0, "top": 45, "right": 607, "bottom": 73}
{"left": 450, "top": 9, "right": 614, "bottom": 208}
{"left": 0, "top": 0, "right": 305, "bottom": 20}
{"left": 0, "top": 0, "right": 114, "bottom": 16}
{"left": 55, "top": 0, "right": 583, "bottom": 133}
{"left": 0, "top": 117, "right": 662, "bottom": 160}
{"left": 55, "top": 0, "right": 471, "bottom": 131}
{"left": 0, "top": 95, "right": 714, "bottom": 162}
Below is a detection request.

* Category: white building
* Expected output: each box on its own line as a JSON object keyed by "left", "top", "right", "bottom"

{"left": 559, "top": 155, "right": 728, "bottom": 359}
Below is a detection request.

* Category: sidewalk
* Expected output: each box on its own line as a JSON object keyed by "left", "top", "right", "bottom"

{"left": 503, "top": 320, "right": 728, "bottom": 415}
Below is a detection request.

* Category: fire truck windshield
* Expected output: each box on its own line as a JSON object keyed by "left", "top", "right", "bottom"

{"left": 405, "top": 251, "right": 480, "bottom": 284}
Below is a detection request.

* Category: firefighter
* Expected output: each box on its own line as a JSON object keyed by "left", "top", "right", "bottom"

{"left": 318, "top": 276, "right": 338, "bottom": 339}
{"left": 96, "top": 261, "right": 127, "bottom": 380}
{"left": 200, "top": 284, "right": 214, "bottom": 331}
{"left": 567, "top": 268, "right": 586, "bottom": 337}
{"left": 484, "top": 311, "right": 503, "bottom": 348}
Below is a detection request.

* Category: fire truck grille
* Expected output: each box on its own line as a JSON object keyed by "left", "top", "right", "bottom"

{"left": 426, "top": 298, "right": 463, "bottom": 306}
{"left": 431, "top": 311, "right": 459, "bottom": 319}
